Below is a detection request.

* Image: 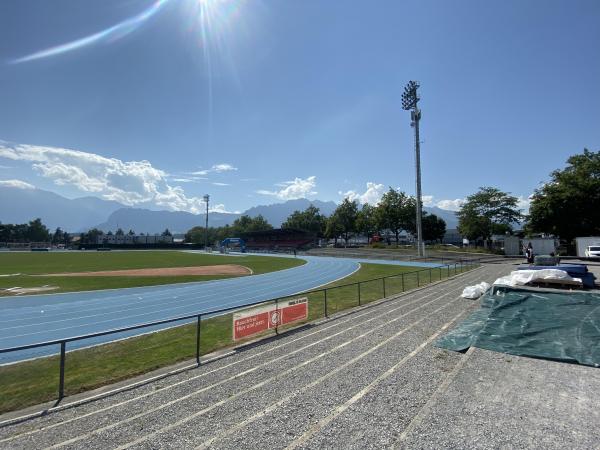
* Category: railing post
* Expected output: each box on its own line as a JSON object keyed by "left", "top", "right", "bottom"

{"left": 439, "top": 267, "right": 442, "bottom": 281}
{"left": 324, "top": 290, "right": 328, "bottom": 318}
{"left": 357, "top": 282, "right": 361, "bottom": 306}
{"left": 402, "top": 273, "right": 405, "bottom": 292}
{"left": 58, "top": 341, "right": 66, "bottom": 399}
{"left": 196, "top": 314, "right": 202, "bottom": 365}
{"left": 429, "top": 268, "right": 432, "bottom": 283}
{"left": 275, "top": 298, "right": 279, "bottom": 335}
{"left": 417, "top": 270, "right": 420, "bottom": 287}
{"left": 447, "top": 264, "right": 450, "bottom": 278}
{"left": 382, "top": 277, "right": 386, "bottom": 298}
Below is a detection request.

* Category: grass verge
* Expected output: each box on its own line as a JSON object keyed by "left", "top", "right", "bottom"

{"left": 0, "top": 261, "right": 475, "bottom": 415}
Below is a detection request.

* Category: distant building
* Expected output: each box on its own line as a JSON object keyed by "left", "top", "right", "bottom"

{"left": 241, "top": 228, "right": 315, "bottom": 250}
{"left": 442, "top": 229, "right": 463, "bottom": 246}
{"left": 96, "top": 234, "right": 174, "bottom": 245}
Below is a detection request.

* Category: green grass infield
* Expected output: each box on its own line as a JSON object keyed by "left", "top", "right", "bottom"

{"left": 0, "top": 251, "right": 305, "bottom": 296}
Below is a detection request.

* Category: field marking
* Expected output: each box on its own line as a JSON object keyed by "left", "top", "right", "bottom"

{"left": 196, "top": 303, "right": 469, "bottom": 450}
{"left": 0, "top": 268, "right": 483, "bottom": 441}
{"left": 86, "top": 275, "right": 481, "bottom": 450}
{"left": 284, "top": 311, "right": 466, "bottom": 450}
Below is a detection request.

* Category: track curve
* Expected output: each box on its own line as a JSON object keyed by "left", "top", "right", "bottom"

{"left": 0, "top": 255, "right": 441, "bottom": 363}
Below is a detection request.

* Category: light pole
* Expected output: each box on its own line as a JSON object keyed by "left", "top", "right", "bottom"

{"left": 203, "top": 194, "right": 210, "bottom": 250}
{"left": 402, "top": 80, "right": 424, "bottom": 257}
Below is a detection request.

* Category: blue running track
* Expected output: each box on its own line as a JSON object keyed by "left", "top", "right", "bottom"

{"left": 0, "top": 255, "right": 441, "bottom": 363}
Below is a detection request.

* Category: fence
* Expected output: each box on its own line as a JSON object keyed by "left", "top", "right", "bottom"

{"left": 0, "top": 259, "right": 480, "bottom": 409}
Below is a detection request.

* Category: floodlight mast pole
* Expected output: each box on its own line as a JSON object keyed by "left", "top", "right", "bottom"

{"left": 203, "top": 194, "right": 210, "bottom": 250}
{"left": 402, "top": 81, "right": 424, "bottom": 257}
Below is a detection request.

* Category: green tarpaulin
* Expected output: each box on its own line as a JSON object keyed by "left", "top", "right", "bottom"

{"left": 436, "top": 287, "right": 600, "bottom": 367}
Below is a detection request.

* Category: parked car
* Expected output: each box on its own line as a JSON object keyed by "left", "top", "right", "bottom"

{"left": 584, "top": 245, "right": 600, "bottom": 258}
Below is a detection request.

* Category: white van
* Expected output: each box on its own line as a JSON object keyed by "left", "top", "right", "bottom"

{"left": 585, "top": 245, "right": 600, "bottom": 258}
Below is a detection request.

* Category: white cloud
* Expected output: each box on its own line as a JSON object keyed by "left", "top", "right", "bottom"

{"left": 212, "top": 163, "right": 237, "bottom": 173}
{"left": 517, "top": 195, "right": 532, "bottom": 213}
{"left": 210, "top": 203, "right": 239, "bottom": 214}
{"left": 212, "top": 182, "right": 230, "bottom": 186}
{"left": 421, "top": 195, "right": 434, "bottom": 206}
{"left": 0, "top": 140, "right": 230, "bottom": 215}
{"left": 257, "top": 176, "right": 317, "bottom": 200}
{"left": 340, "top": 182, "right": 385, "bottom": 205}
{"left": 0, "top": 179, "right": 35, "bottom": 189}
{"left": 189, "top": 163, "right": 237, "bottom": 176}
{"left": 435, "top": 199, "right": 466, "bottom": 211}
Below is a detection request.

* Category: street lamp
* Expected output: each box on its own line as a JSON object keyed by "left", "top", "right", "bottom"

{"left": 203, "top": 194, "right": 210, "bottom": 250}
{"left": 401, "top": 80, "right": 424, "bottom": 257}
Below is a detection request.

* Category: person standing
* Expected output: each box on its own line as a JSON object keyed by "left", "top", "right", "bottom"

{"left": 526, "top": 243, "right": 534, "bottom": 264}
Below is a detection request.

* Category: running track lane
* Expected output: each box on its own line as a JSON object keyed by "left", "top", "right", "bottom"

{"left": 0, "top": 255, "right": 441, "bottom": 363}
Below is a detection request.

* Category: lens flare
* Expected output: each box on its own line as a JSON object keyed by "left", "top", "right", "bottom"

{"left": 10, "top": 0, "right": 171, "bottom": 64}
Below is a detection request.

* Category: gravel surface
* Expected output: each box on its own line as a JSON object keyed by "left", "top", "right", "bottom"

{"left": 0, "top": 264, "right": 518, "bottom": 449}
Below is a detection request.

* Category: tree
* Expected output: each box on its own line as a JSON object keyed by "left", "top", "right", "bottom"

{"left": 27, "top": 218, "right": 50, "bottom": 242}
{"left": 374, "top": 188, "right": 413, "bottom": 245}
{"left": 231, "top": 215, "right": 273, "bottom": 235}
{"left": 115, "top": 228, "right": 125, "bottom": 236}
{"left": 83, "top": 228, "right": 103, "bottom": 244}
{"left": 282, "top": 205, "right": 326, "bottom": 237}
{"left": 324, "top": 215, "right": 343, "bottom": 245}
{"left": 52, "top": 227, "right": 63, "bottom": 244}
{"left": 457, "top": 187, "right": 522, "bottom": 241}
{"left": 185, "top": 226, "right": 220, "bottom": 245}
{"left": 332, "top": 199, "right": 359, "bottom": 245}
{"left": 161, "top": 228, "right": 172, "bottom": 237}
{"left": 356, "top": 203, "right": 377, "bottom": 242}
{"left": 421, "top": 213, "right": 446, "bottom": 242}
{"left": 128, "top": 229, "right": 135, "bottom": 236}
{"left": 528, "top": 149, "right": 600, "bottom": 241}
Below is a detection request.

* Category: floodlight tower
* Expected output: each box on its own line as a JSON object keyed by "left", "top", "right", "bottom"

{"left": 401, "top": 81, "right": 424, "bottom": 257}
{"left": 203, "top": 194, "right": 210, "bottom": 250}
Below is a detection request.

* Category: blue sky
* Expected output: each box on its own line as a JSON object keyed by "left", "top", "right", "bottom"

{"left": 0, "top": 0, "right": 599, "bottom": 214}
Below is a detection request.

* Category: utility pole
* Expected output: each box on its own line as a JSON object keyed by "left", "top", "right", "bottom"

{"left": 402, "top": 80, "right": 424, "bottom": 257}
{"left": 203, "top": 194, "right": 210, "bottom": 251}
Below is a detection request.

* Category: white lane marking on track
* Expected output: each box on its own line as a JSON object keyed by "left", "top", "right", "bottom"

{"left": 46, "top": 270, "right": 483, "bottom": 450}
{"left": 0, "top": 258, "right": 323, "bottom": 320}
{"left": 0, "top": 263, "right": 359, "bottom": 339}
{"left": 1, "top": 272, "right": 480, "bottom": 443}
{"left": 0, "top": 258, "right": 352, "bottom": 326}
{"left": 283, "top": 311, "right": 467, "bottom": 450}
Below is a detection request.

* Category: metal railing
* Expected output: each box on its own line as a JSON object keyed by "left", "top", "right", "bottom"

{"left": 0, "top": 258, "right": 480, "bottom": 404}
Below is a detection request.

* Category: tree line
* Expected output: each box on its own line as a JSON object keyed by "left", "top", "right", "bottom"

{"left": 0, "top": 219, "right": 65, "bottom": 244}
{"left": 186, "top": 188, "right": 447, "bottom": 246}
{"left": 456, "top": 148, "right": 600, "bottom": 244}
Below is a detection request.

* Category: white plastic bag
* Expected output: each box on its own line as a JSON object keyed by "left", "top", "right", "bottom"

{"left": 461, "top": 281, "right": 490, "bottom": 299}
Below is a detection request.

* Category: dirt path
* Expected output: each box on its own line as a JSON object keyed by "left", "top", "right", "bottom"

{"left": 41, "top": 265, "right": 252, "bottom": 277}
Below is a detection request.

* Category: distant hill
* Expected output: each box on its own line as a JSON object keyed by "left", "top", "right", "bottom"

{"left": 0, "top": 186, "right": 123, "bottom": 232}
{"left": 243, "top": 199, "right": 338, "bottom": 227}
{"left": 96, "top": 208, "right": 240, "bottom": 234}
{"left": 0, "top": 185, "right": 458, "bottom": 234}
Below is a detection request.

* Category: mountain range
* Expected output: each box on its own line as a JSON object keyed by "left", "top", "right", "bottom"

{"left": 0, "top": 186, "right": 458, "bottom": 233}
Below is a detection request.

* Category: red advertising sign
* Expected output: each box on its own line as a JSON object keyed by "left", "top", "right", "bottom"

{"left": 233, "top": 297, "right": 308, "bottom": 341}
